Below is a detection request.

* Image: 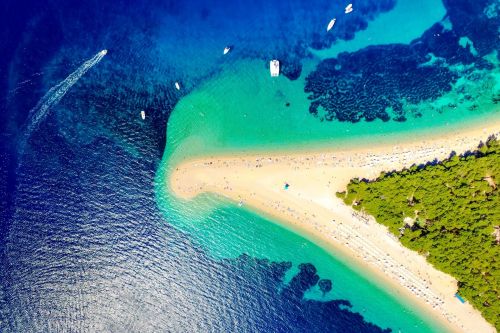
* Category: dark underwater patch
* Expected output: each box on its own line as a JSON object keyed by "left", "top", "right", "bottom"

{"left": 305, "top": 45, "right": 457, "bottom": 122}
{"left": 221, "top": 256, "right": 392, "bottom": 333}
{"left": 1, "top": 121, "right": 391, "bottom": 332}
{"left": 270, "top": 0, "right": 397, "bottom": 81}
{"left": 305, "top": 0, "right": 500, "bottom": 123}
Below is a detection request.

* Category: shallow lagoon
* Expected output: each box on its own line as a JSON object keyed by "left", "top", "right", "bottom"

{"left": 158, "top": 0, "right": 499, "bottom": 331}
{"left": 2, "top": 0, "right": 499, "bottom": 331}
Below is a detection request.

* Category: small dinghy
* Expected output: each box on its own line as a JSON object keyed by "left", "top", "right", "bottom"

{"left": 223, "top": 46, "right": 231, "bottom": 55}
{"left": 345, "top": 3, "right": 353, "bottom": 14}
{"left": 270, "top": 60, "right": 279, "bottom": 77}
{"left": 175, "top": 82, "right": 180, "bottom": 90}
{"left": 140, "top": 110, "right": 146, "bottom": 120}
{"left": 327, "top": 18, "right": 336, "bottom": 31}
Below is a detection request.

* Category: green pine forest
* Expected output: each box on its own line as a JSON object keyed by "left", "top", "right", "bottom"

{"left": 337, "top": 137, "right": 499, "bottom": 330}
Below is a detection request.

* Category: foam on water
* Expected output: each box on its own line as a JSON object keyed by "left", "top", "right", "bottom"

{"left": 2, "top": 0, "right": 499, "bottom": 332}
{"left": 1, "top": 1, "right": 412, "bottom": 331}
{"left": 20, "top": 49, "right": 107, "bottom": 149}
{"left": 157, "top": 1, "right": 500, "bottom": 331}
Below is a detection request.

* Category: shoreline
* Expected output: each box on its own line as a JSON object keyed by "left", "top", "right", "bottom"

{"left": 166, "top": 100, "right": 498, "bottom": 167}
{"left": 168, "top": 119, "right": 500, "bottom": 333}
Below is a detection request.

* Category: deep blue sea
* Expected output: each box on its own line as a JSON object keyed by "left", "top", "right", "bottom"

{"left": 1, "top": 0, "right": 499, "bottom": 332}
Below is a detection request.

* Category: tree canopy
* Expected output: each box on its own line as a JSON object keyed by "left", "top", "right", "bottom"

{"left": 337, "top": 137, "right": 500, "bottom": 329}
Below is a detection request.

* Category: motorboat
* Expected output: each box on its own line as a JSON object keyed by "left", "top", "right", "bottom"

{"left": 223, "top": 46, "right": 231, "bottom": 55}
{"left": 270, "top": 60, "right": 279, "bottom": 77}
{"left": 175, "top": 82, "right": 180, "bottom": 90}
{"left": 140, "top": 110, "right": 146, "bottom": 120}
{"left": 345, "top": 3, "right": 353, "bottom": 14}
{"left": 327, "top": 18, "right": 336, "bottom": 31}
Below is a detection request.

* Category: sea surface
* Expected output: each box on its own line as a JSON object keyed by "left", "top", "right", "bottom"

{"left": 1, "top": 0, "right": 499, "bottom": 332}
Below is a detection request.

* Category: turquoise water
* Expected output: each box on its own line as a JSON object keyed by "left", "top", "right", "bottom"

{"left": 155, "top": 187, "right": 448, "bottom": 332}
{"left": 310, "top": 0, "right": 446, "bottom": 59}
{"left": 3, "top": 0, "right": 499, "bottom": 331}
{"left": 155, "top": 0, "right": 500, "bottom": 332}
{"left": 156, "top": 59, "right": 500, "bottom": 333}
{"left": 165, "top": 58, "right": 499, "bottom": 165}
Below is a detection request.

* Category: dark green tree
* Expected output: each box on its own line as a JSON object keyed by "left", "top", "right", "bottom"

{"left": 337, "top": 138, "right": 500, "bottom": 329}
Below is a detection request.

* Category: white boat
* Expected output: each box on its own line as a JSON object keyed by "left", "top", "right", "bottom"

{"left": 270, "top": 60, "right": 279, "bottom": 77}
{"left": 345, "top": 3, "right": 353, "bottom": 14}
{"left": 175, "top": 82, "right": 180, "bottom": 90}
{"left": 140, "top": 110, "right": 146, "bottom": 120}
{"left": 223, "top": 46, "right": 231, "bottom": 55}
{"left": 327, "top": 18, "right": 336, "bottom": 31}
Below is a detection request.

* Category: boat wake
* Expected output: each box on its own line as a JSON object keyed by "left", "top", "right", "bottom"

{"left": 20, "top": 49, "right": 107, "bottom": 153}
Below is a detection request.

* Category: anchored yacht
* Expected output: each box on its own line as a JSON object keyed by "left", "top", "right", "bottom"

{"left": 270, "top": 60, "right": 279, "bottom": 77}
{"left": 327, "top": 18, "right": 336, "bottom": 31}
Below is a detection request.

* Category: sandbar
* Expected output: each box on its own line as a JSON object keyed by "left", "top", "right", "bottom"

{"left": 169, "top": 120, "right": 500, "bottom": 333}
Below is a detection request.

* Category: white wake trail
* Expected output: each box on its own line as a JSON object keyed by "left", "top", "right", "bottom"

{"left": 23, "top": 49, "right": 107, "bottom": 140}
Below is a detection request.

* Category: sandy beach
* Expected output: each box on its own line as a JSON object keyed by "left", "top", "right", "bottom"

{"left": 168, "top": 120, "right": 499, "bottom": 333}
